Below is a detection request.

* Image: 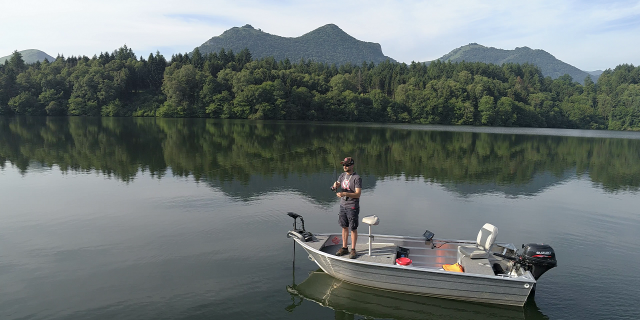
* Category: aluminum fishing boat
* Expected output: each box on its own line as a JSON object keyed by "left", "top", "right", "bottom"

{"left": 286, "top": 212, "right": 557, "bottom": 306}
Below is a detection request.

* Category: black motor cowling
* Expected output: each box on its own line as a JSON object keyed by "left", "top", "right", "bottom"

{"left": 521, "top": 243, "right": 557, "bottom": 280}
{"left": 286, "top": 212, "right": 315, "bottom": 242}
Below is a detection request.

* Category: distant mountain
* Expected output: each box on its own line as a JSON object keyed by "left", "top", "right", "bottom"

{"left": 432, "top": 43, "right": 598, "bottom": 83}
{"left": 0, "top": 49, "right": 55, "bottom": 65}
{"left": 196, "top": 24, "right": 395, "bottom": 65}
{"left": 586, "top": 70, "right": 603, "bottom": 78}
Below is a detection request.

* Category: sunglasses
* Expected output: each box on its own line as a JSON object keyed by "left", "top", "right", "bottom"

{"left": 343, "top": 164, "right": 353, "bottom": 167}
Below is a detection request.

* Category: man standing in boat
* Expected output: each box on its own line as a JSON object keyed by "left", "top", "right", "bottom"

{"left": 331, "top": 157, "right": 362, "bottom": 259}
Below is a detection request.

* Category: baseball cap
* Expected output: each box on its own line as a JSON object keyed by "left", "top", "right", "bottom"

{"left": 341, "top": 157, "right": 355, "bottom": 166}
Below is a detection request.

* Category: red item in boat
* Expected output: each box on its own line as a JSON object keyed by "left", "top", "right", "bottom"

{"left": 396, "top": 257, "right": 412, "bottom": 266}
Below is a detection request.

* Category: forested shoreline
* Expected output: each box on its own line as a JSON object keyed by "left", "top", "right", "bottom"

{"left": 1, "top": 46, "right": 639, "bottom": 130}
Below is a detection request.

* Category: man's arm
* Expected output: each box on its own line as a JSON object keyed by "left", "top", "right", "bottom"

{"left": 331, "top": 173, "right": 343, "bottom": 190}
{"left": 337, "top": 188, "right": 361, "bottom": 198}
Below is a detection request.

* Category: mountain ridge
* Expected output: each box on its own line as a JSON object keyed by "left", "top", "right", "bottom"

{"left": 0, "top": 49, "right": 55, "bottom": 65}
{"left": 196, "top": 24, "right": 395, "bottom": 65}
{"left": 432, "top": 43, "right": 597, "bottom": 82}
{"left": 5, "top": 28, "right": 605, "bottom": 84}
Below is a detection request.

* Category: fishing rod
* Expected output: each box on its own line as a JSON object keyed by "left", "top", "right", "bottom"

{"left": 327, "top": 148, "right": 339, "bottom": 193}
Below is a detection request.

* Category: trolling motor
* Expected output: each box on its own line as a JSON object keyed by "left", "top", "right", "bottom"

{"left": 494, "top": 243, "right": 557, "bottom": 280}
{"left": 286, "top": 212, "right": 315, "bottom": 242}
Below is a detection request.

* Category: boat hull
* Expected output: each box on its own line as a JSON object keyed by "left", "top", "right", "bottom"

{"left": 295, "top": 237, "right": 535, "bottom": 306}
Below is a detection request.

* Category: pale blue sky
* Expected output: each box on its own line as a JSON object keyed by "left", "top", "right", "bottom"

{"left": 2, "top": 0, "right": 640, "bottom": 71}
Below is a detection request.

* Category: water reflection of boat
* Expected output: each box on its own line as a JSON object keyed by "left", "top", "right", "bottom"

{"left": 287, "top": 270, "right": 549, "bottom": 320}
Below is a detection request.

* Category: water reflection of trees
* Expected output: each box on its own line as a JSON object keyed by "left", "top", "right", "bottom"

{"left": 1, "top": 116, "right": 639, "bottom": 192}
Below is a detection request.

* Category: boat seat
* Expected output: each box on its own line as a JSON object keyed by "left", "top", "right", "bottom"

{"left": 362, "top": 215, "right": 379, "bottom": 225}
{"left": 458, "top": 223, "right": 498, "bottom": 261}
{"left": 362, "top": 215, "right": 379, "bottom": 256}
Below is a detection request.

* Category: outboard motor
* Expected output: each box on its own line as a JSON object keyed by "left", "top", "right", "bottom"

{"left": 521, "top": 243, "right": 557, "bottom": 280}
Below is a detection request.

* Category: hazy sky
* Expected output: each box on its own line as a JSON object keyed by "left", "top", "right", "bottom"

{"left": 2, "top": 0, "right": 640, "bottom": 71}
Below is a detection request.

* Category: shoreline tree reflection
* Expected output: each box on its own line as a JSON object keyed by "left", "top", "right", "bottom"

{"left": 1, "top": 117, "right": 639, "bottom": 196}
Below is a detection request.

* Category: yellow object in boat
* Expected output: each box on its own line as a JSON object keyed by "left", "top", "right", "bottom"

{"left": 443, "top": 263, "right": 464, "bottom": 273}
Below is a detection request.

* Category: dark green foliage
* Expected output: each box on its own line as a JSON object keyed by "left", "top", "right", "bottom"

{"left": 2, "top": 46, "right": 640, "bottom": 130}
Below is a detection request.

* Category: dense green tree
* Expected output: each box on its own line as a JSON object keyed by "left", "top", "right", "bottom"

{"left": 191, "top": 48, "right": 204, "bottom": 70}
{"left": 146, "top": 51, "right": 167, "bottom": 91}
{"left": 232, "top": 80, "right": 286, "bottom": 119}
{"left": 495, "top": 97, "right": 517, "bottom": 126}
{"left": 8, "top": 91, "right": 40, "bottom": 114}
{"left": 2, "top": 46, "right": 640, "bottom": 130}
{"left": 158, "top": 64, "right": 204, "bottom": 117}
{"left": 478, "top": 95, "right": 496, "bottom": 125}
{"left": 615, "top": 84, "right": 640, "bottom": 130}
{"left": 8, "top": 51, "right": 26, "bottom": 73}
{"left": 285, "top": 86, "right": 313, "bottom": 120}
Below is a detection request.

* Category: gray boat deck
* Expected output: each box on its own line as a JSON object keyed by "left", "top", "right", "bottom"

{"left": 458, "top": 256, "right": 496, "bottom": 276}
{"left": 323, "top": 243, "right": 399, "bottom": 264}
{"left": 307, "top": 235, "right": 398, "bottom": 264}
{"left": 307, "top": 234, "right": 503, "bottom": 276}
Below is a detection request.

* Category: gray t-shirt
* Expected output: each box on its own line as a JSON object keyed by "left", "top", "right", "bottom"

{"left": 338, "top": 172, "right": 362, "bottom": 208}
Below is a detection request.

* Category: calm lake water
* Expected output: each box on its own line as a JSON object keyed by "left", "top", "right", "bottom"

{"left": 1, "top": 117, "right": 640, "bottom": 320}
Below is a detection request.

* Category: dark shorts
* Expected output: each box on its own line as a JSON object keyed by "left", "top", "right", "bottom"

{"left": 339, "top": 206, "right": 360, "bottom": 231}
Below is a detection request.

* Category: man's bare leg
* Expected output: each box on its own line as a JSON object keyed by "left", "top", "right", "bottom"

{"left": 342, "top": 227, "right": 349, "bottom": 248}
{"left": 350, "top": 229, "right": 358, "bottom": 250}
